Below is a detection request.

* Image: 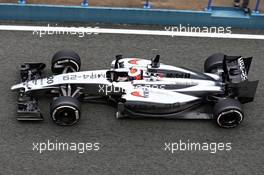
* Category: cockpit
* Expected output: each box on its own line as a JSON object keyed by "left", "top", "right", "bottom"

{"left": 106, "top": 67, "right": 143, "bottom": 82}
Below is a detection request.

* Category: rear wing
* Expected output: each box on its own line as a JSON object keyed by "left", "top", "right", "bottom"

{"left": 223, "top": 55, "right": 258, "bottom": 103}
{"left": 223, "top": 55, "right": 252, "bottom": 83}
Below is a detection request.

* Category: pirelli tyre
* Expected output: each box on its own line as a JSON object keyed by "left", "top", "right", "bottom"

{"left": 50, "top": 96, "right": 81, "bottom": 126}
{"left": 204, "top": 53, "right": 225, "bottom": 73}
{"left": 51, "top": 49, "right": 81, "bottom": 74}
{"left": 213, "top": 98, "right": 244, "bottom": 128}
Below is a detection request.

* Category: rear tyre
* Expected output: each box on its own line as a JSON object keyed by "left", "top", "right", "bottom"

{"left": 50, "top": 96, "right": 81, "bottom": 126}
{"left": 51, "top": 49, "right": 81, "bottom": 74}
{"left": 204, "top": 53, "right": 225, "bottom": 73}
{"left": 213, "top": 98, "right": 244, "bottom": 128}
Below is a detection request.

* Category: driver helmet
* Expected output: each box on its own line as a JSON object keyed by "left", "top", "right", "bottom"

{"left": 128, "top": 67, "right": 142, "bottom": 80}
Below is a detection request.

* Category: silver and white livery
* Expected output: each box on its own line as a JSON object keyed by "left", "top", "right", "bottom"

{"left": 11, "top": 50, "right": 258, "bottom": 128}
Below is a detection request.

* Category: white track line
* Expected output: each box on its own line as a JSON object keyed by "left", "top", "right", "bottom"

{"left": 0, "top": 25, "right": 264, "bottom": 40}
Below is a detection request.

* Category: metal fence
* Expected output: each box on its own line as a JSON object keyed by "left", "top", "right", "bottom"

{"left": 14, "top": 0, "right": 262, "bottom": 13}
{"left": 206, "top": 0, "right": 261, "bottom": 13}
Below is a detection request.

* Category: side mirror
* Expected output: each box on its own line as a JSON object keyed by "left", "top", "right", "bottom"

{"left": 114, "top": 55, "right": 123, "bottom": 68}
{"left": 151, "top": 55, "right": 160, "bottom": 68}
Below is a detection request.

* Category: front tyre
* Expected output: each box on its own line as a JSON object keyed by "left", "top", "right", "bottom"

{"left": 50, "top": 96, "right": 81, "bottom": 126}
{"left": 213, "top": 98, "right": 244, "bottom": 128}
{"left": 51, "top": 49, "right": 81, "bottom": 74}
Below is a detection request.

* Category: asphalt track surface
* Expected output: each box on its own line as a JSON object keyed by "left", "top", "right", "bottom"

{"left": 0, "top": 22, "right": 263, "bottom": 175}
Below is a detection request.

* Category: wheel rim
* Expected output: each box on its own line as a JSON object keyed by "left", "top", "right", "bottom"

{"left": 217, "top": 110, "right": 243, "bottom": 128}
{"left": 52, "top": 105, "right": 79, "bottom": 125}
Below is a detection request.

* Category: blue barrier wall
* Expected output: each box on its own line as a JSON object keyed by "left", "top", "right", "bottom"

{"left": 0, "top": 3, "right": 263, "bottom": 29}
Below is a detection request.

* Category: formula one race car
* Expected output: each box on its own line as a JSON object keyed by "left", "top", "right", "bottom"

{"left": 11, "top": 50, "right": 258, "bottom": 128}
